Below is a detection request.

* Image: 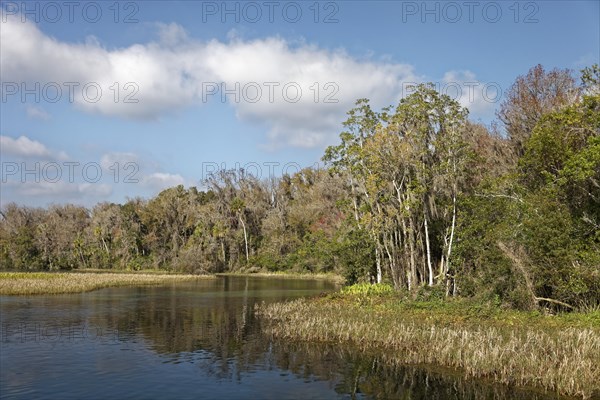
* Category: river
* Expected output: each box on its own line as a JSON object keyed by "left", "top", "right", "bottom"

{"left": 0, "top": 276, "right": 561, "bottom": 399}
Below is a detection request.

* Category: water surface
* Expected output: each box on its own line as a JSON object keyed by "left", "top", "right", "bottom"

{"left": 0, "top": 276, "right": 562, "bottom": 399}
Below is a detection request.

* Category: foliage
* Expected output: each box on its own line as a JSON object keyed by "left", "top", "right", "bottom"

{"left": 341, "top": 282, "right": 394, "bottom": 296}
{"left": 1, "top": 64, "right": 599, "bottom": 311}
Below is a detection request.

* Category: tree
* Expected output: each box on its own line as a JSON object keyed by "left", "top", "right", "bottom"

{"left": 498, "top": 64, "right": 579, "bottom": 156}
{"left": 0, "top": 204, "right": 45, "bottom": 270}
{"left": 139, "top": 185, "right": 200, "bottom": 269}
{"left": 325, "top": 84, "right": 469, "bottom": 291}
{"left": 581, "top": 64, "right": 600, "bottom": 96}
{"left": 36, "top": 204, "right": 89, "bottom": 270}
{"left": 323, "top": 98, "right": 389, "bottom": 283}
{"left": 458, "top": 67, "right": 600, "bottom": 309}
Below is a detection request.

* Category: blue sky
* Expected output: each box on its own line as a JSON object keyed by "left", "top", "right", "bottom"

{"left": 1, "top": 0, "right": 599, "bottom": 206}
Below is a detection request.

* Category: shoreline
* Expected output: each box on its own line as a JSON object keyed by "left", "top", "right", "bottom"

{"left": 256, "top": 287, "right": 600, "bottom": 399}
{"left": 216, "top": 271, "right": 345, "bottom": 284}
{"left": 0, "top": 270, "right": 343, "bottom": 295}
{"left": 0, "top": 271, "right": 215, "bottom": 296}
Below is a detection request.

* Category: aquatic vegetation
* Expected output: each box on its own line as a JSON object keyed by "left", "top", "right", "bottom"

{"left": 341, "top": 282, "right": 394, "bottom": 296}
{"left": 0, "top": 272, "right": 214, "bottom": 295}
{"left": 257, "top": 290, "right": 600, "bottom": 399}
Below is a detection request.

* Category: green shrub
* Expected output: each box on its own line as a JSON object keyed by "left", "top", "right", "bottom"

{"left": 341, "top": 282, "right": 394, "bottom": 296}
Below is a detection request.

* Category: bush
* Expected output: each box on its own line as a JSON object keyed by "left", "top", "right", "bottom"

{"left": 341, "top": 282, "right": 394, "bottom": 296}
{"left": 414, "top": 285, "right": 446, "bottom": 302}
{"left": 250, "top": 253, "right": 280, "bottom": 272}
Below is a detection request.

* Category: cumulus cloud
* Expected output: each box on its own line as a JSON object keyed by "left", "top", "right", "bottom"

{"left": 2, "top": 15, "right": 421, "bottom": 148}
{"left": 2, "top": 15, "right": 498, "bottom": 148}
{"left": 0, "top": 135, "right": 69, "bottom": 160}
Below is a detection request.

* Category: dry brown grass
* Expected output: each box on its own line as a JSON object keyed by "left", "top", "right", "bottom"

{"left": 257, "top": 296, "right": 600, "bottom": 399}
{"left": 217, "top": 271, "right": 345, "bottom": 284}
{"left": 0, "top": 272, "right": 214, "bottom": 295}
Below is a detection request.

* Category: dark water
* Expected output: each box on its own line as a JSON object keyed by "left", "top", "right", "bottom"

{"left": 0, "top": 276, "right": 563, "bottom": 399}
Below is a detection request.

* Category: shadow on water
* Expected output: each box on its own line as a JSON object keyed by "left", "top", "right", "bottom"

{"left": 0, "top": 276, "right": 568, "bottom": 399}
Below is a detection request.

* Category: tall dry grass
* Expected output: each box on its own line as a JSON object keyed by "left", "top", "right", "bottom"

{"left": 0, "top": 272, "right": 214, "bottom": 295}
{"left": 257, "top": 297, "right": 600, "bottom": 399}
{"left": 217, "top": 271, "right": 345, "bottom": 284}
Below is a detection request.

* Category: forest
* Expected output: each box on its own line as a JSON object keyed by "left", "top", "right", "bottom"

{"left": 2, "top": 64, "right": 599, "bottom": 311}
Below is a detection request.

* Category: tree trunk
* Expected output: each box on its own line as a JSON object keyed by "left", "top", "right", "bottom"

{"left": 424, "top": 212, "right": 433, "bottom": 286}
{"left": 221, "top": 240, "right": 226, "bottom": 265}
{"left": 375, "top": 246, "right": 382, "bottom": 284}
{"left": 400, "top": 212, "right": 410, "bottom": 290}
{"left": 407, "top": 214, "right": 417, "bottom": 290}
{"left": 101, "top": 236, "right": 109, "bottom": 255}
{"left": 445, "top": 191, "right": 457, "bottom": 287}
{"left": 239, "top": 215, "right": 249, "bottom": 264}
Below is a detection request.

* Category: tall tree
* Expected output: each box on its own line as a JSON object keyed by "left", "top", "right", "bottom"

{"left": 498, "top": 64, "right": 579, "bottom": 155}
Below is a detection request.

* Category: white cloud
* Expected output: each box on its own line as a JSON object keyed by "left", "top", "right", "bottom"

{"left": 3, "top": 16, "right": 499, "bottom": 148}
{"left": 156, "top": 22, "right": 190, "bottom": 46}
{"left": 1, "top": 135, "right": 52, "bottom": 158}
{"left": 142, "top": 172, "right": 186, "bottom": 192}
{"left": 0, "top": 135, "right": 69, "bottom": 160}
{"left": 1, "top": 16, "right": 420, "bottom": 148}
{"left": 0, "top": 135, "right": 187, "bottom": 205}
{"left": 441, "top": 70, "right": 499, "bottom": 116}
{"left": 26, "top": 105, "right": 51, "bottom": 120}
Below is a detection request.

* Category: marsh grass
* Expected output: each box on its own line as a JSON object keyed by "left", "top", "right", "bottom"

{"left": 73, "top": 268, "right": 184, "bottom": 275}
{"left": 257, "top": 290, "right": 600, "bottom": 399}
{"left": 0, "top": 272, "right": 214, "bottom": 295}
{"left": 216, "top": 271, "right": 345, "bottom": 284}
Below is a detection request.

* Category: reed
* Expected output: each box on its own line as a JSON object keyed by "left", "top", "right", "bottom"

{"left": 0, "top": 272, "right": 214, "bottom": 295}
{"left": 257, "top": 290, "right": 600, "bottom": 399}
{"left": 216, "top": 271, "right": 345, "bottom": 284}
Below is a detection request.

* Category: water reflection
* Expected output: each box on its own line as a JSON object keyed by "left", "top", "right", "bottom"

{"left": 1, "top": 276, "right": 564, "bottom": 399}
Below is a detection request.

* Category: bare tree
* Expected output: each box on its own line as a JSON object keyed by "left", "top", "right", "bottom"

{"left": 498, "top": 64, "right": 579, "bottom": 155}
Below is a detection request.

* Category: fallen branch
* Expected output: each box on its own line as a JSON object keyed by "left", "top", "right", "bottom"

{"left": 475, "top": 192, "right": 524, "bottom": 203}
{"left": 535, "top": 297, "right": 574, "bottom": 310}
{"left": 497, "top": 242, "right": 574, "bottom": 310}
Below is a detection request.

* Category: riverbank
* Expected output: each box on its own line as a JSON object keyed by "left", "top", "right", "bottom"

{"left": 216, "top": 271, "right": 345, "bottom": 284}
{"left": 256, "top": 284, "right": 600, "bottom": 399}
{"left": 0, "top": 272, "right": 214, "bottom": 295}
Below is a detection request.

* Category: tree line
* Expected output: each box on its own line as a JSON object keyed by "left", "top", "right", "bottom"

{"left": 1, "top": 64, "right": 598, "bottom": 310}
